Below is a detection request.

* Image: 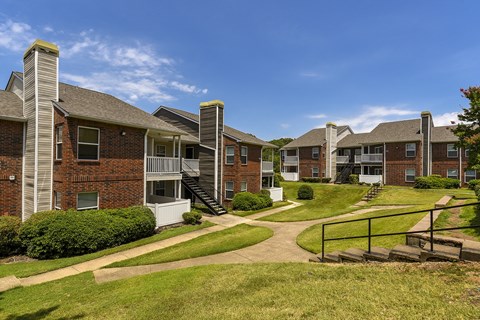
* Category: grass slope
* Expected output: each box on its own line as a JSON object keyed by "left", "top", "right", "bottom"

{"left": 259, "top": 182, "right": 368, "bottom": 222}
{"left": 108, "top": 224, "right": 273, "bottom": 268}
{"left": 2, "top": 263, "right": 479, "bottom": 319}
{"left": 0, "top": 221, "right": 215, "bottom": 278}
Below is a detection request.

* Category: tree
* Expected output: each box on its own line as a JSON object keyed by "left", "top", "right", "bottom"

{"left": 262, "top": 137, "right": 294, "bottom": 172}
{"left": 452, "top": 87, "right": 480, "bottom": 170}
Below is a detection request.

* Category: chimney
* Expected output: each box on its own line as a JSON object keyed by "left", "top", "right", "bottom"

{"left": 325, "top": 122, "right": 337, "bottom": 180}
{"left": 198, "top": 100, "right": 224, "bottom": 202}
{"left": 23, "top": 39, "right": 59, "bottom": 219}
{"left": 420, "top": 111, "right": 432, "bottom": 176}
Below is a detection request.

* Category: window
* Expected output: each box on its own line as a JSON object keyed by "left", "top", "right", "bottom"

{"left": 374, "top": 168, "right": 382, "bottom": 175}
{"left": 281, "top": 150, "right": 285, "bottom": 161}
{"left": 186, "top": 147, "right": 194, "bottom": 159}
{"left": 447, "top": 169, "right": 458, "bottom": 179}
{"left": 241, "top": 146, "right": 248, "bottom": 165}
{"left": 312, "top": 167, "right": 319, "bottom": 178}
{"left": 78, "top": 127, "right": 99, "bottom": 160}
{"left": 405, "top": 169, "right": 415, "bottom": 182}
{"left": 405, "top": 143, "right": 416, "bottom": 157}
{"left": 447, "top": 144, "right": 458, "bottom": 158}
{"left": 55, "top": 126, "right": 63, "bottom": 160}
{"left": 225, "top": 181, "right": 234, "bottom": 199}
{"left": 374, "top": 146, "right": 382, "bottom": 154}
{"left": 241, "top": 181, "right": 247, "bottom": 192}
{"left": 226, "top": 146, "right": 234, "bottom": 164}
{"left": 465, "top": 148, "right": 470, "bottom": 158}
{"left": 54, "top": 191, "right": 62, "bottom": 210}
{"left": 77, "top": 192, "right": 98, "bottom": 210}
{"left": 156, "top": 145, "right": 166, "bottom": 157}
{"left": 154, "top": 181, "right": 165, "bottom": 196}
{"left": 465, "top": 170, "right": 476, "bottom": 182}
{"left": 312, "top": 147, "right": 319, "bottom": 159}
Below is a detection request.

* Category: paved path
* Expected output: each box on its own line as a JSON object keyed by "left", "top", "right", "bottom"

{"left": 0, "top": 202, "right": 411, "bottom": 291}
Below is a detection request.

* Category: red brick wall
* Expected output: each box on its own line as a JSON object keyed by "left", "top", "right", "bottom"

{"left": 298, "top": 145, "right": 325, "bottom": 178}
{"left": 222, "top": 136, "right": 262, "bottom": 205}
{"left": 53, "top": 109, "right": 145, "bottom": 210}
{"left": 0, "top": 120, "right": 23, "bottom": 217}
{"left": 385, "top": 141, "right": 422, "bottom": 186}
{"left": 431, "top": 143, "right": 468, "bottom": 185}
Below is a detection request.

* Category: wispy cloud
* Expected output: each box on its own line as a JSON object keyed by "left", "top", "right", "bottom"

{"left": 0, "top": 19, "right": 34, "bottom": 51}
{"left": 433, "top": 112, "right": 459, "bottom": 126}
{"left": 308, "top": 113, "right": 327, "bottom": 119}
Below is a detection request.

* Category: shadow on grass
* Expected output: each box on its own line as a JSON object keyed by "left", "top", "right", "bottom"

{"left": 5, "top": 305, "right": 85, "bottom": 320}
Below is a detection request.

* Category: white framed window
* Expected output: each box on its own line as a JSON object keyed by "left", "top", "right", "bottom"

{"left": 77, "top": 192, "right": 99, "bottom": 210}
{"left": 447, "top": 144, "right": 458, "bottom": 158}
{"left": 405, "top": 169, "right": 415, "bottom": 182}
{"left": 405, "top": 143, "right": 416, "bottom": 157}
{"left": 447, "top": 169, "right": 458, "bottom": 179}
{"left": 55, "top": 125, "right": 63, "bottom": 160}
{"left": 374, "top": 146, "right": 382, "bottom": 154}
{"left": 225, "top": 181, "right": 234, "bottom": 199}
{"left": 155, "top": 145, "right": 166, "bottom": 157}
{"left": 155, "top": 181, "right": 166, "bottom": 196}
{"left": 312, "top": 147, "right": 319, "bottom": 159}
{"left": 241, "top": 181, "right": 247, "bottom": 192}
{"left": 226, "top": 146, "right": 234, "bottom": 164}
{"left": 465, "top": 148, "right": 470, "bottom": 158}
{"left": 241, "top": 146, "right": 248, "bottom": 165}
{"left": 78, "top": 127, "right": 99, "bottom": 160}
{"left": 312, "top": 167, "right": 319, "bottom": 178}
{"left": 54, "top": 191, "right": 62, "bottom": 210}
{"left": 465, "top": 170, "right": 476, "bottom": 182}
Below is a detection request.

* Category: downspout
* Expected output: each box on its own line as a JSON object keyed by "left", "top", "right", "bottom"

{"left": 144, "top": 129, "right": 149, "bottom": 205}
{"left": 214, "top": 106, "right": 219, "bottom": 201}
{"left": 383, "top": 143, "right": 386, "bottom": 185}
{"left": 459, "top": 147, "right": 462, "bottom": 185}
{"left": 22, "top": 122, "right": 26, "bottom": 221}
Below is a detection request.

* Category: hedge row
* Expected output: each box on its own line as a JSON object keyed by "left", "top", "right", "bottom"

{"left": 17, "top": 206, "right": 156, "bottom": 259}
{"left": 301, "top": 177, "right": 331, "bottom": 183}
{"left": 232, "top": 191, "right": 273, "bottom": 211}
{"left": 414, "top": 175, "right": 460, "bottom": 189}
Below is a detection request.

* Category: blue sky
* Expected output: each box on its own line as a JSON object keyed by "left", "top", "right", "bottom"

{"left": 1, "top": 1, "right": 478, "bottom": 140}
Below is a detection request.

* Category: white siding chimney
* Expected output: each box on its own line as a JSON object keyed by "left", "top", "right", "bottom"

{"left": 325, "top": 122, "right": 337, "bottom": 180}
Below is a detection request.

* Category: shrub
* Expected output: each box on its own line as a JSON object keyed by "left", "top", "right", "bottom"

{"left": 301, "top": 177, "right": 321, "bottom": 183}
{"left": 297, "top": 184, "right": 314, "bottom": 200}
{"left": 475, "top": 185, "right": 480, "bottom": 197}
{"left": 232, "top": 192, "right": 272, "bottom": 211}
{"left": 468, "top": 179, "right": 480, "bottom": 190}
{"left": 321, "top": 177, "right": 331, "bottom": 183}
{"left": 19, "top": 206, "right": 155, "bottom": 259}
{"left": 257, "top": 192, "right": 273, "bottom": 208}
{"left": 275, "top": 172, "right": 284, "bottom": 185}
{"left": 414, "top": 176, "right": 461, "bottom": 189}
{"left": 183, "top": 211, "right": 202, "bottom": 225}
{"left": 349, "top": 174, "right": 359, "bottom": 184}
{"left": 0, "top": 216, "right": 23, "bottom": 257}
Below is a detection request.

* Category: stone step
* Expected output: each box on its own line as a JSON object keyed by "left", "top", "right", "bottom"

{"left": 322, "top": 251, "right": 342, "bottom": 263}
{"left": 363, "top": 246, "right": 391, "bottom": 262}
{"left": 338, "top": 248, "right": 366, "bottom": 262}
{"left": 420, "top": 243, "right": 461, "bottom": 262}
{"left": 407, "top": 233, "right": 464, "bottom": 248}
{"left": 389, "top": 244, "right": 422, "bottom": 262}
{"left": 461, "top": 240, "right": 480, "bottom": 262}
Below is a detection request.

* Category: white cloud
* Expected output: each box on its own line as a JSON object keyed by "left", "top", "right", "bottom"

{"left": 308, "top": 113, "right": 327, "bottom": 119}
{"left": 43, "top": 26, "right": 54, "bottom": 33}
{"left": 280, "top": 123, "right": 291, "bottom": 129}
{"left": 0, "top": 19, "right": 34, "bottom": 51}
{"left": 433, "top": 112, "right": 459, "bottom": 126}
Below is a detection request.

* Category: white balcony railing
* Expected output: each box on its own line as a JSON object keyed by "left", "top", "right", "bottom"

{"left": 262, "top": 161, "right": 274, "bottom": 172}
{"left": 182, "top": 159, "right": 200, "bottom": 172}
{"left": 147, "top": 156, "right": 180, "bottom": 173}
{"left": 355, "top": 154, "right": 383, "bottom": 163}
{"left": 336, "top": 156, "right": 350, "bottom": 164}
{"left": 283, "top": 156, "right": 298, "bottom": 165}
{"left": 359, "top": 174, "right": 383, "bottom": 184}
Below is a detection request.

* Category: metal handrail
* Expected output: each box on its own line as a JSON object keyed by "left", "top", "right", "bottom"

{"left": 321, "top": 201, "right": 480, "bottom": 260}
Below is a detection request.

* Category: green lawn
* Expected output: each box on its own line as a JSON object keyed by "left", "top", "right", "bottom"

{"left": 434, "top": 198, "right": 480, "bottom": 241}
{"left": 0, "top": 221, "right": 215, "bottom": 278}
{"left": 2, "top": 263, "right": 479, "bottom": 319}
{"left": 107, "top": 224, "right": 273, "bottom": 268}
{"left": 231, "top": 201, "right": 290, "bottom": 217}
{"left": 259, "top": 182, "right": 368, "bottom": 222}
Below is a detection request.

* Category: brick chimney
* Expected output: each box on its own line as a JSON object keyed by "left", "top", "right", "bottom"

{"left": 23, "top": 39, "right": 59, "bottom": 218}
{"left": 420, "top": 111, "right": 432, "bottom": 176}
{"left": 325, "top": 122, "right": 337, "bottom": 180}
{"left": 198, "top": 100, "right": 224, "bottom": 202}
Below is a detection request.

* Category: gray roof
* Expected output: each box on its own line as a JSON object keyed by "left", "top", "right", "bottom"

{"left": 0, "top": 90, "right": 25, "bottom": 121}
{"left": 431, "top": 126, "right": 458, "bottom": 143}
{"left": 282, "top": 126, "right": 349, "bottom": 149}
{"left": 337, "top": 132, "right": 372, "bottom": 148}
{"left": 160, "top": 106, "right": 277, "bottom": 148}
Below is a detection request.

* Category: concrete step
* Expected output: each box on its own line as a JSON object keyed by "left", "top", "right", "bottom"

{"left": 407, "top": 233, "right": 464, "bottom": 248}
{"left": 363, "top": 247, "right": 391, "bottom": 262}
{"left": 338, "top": 248, "right": 366, "bottom": 262}
{"left": 461, "top": 240, "right": 480, "bottom": 261}
{"left": 322, "top": 251, "right": 342, "bottom": 263}
{"left": 389, "top": 245, "right": 422, "bottom": 262}
{"left": 420, "top": 243, "right": 461, "bottom": 262}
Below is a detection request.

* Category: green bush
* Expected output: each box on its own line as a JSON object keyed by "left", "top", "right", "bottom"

{"left": 0, "top": 216, "right": 23, "bottom": 257}
{"left": 301, "top": 177, "right": 321, "bottom": 183}
{"left": 232, "top": 192, "right": 272, "bottom": 211}
{"left": 475, "top": 185, "right": 480, "bottom": 197}
{"left": 322, "top": 177, "right": 331, "bottom": 183}
{"left": 19, "top": 206, "right": 155, "bottom": 259}
{"left": 349, "top": 174, "right": 359, "bottom": 184}
{"left": 414, "top": 176, "right": 461, "bottom": 189}
{"left": 275, "top": 173, "right": 284, "bottom": 187}
{"left": 297, "top": 184, "right": 314, "bottom": 200}
{"left": 468, "top": 179, "right": 480, "bottom": 190}
{"left": 257, "top": 192, "right": 273, "bottom": 208}
{"left": 183, "top": 211, "right": 202, "bottom": 225}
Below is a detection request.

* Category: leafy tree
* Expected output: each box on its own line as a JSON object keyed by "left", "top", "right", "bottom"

{"left": 262, "top": 137, "right": 294, "bottom": 172}
{"left": 452, "top": 87, "right": 480, "bottom": 169}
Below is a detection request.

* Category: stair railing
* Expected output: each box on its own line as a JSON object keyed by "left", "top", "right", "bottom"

{"left": 321, "top": 201, "right": 480, "bottom": 261}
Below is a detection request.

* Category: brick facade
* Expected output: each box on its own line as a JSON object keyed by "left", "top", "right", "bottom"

{"left": 0, "top": 120, "right": 23, "bottom": 217}
{"left": 222, "top": 136, "right": 262, "bottom": 205}
{"left": 385, "top": 141, "right": 423, "bottom": 186}
{"left": 431, "top": 143, "right": 469, "bottom": 185}
{"left": 298, "top": 146, "right": 325, "bottom": 178}
{"left": 53, "top": 109, "right": 145, "bottom": 210}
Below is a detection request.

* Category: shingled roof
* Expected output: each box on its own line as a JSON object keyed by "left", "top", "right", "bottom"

{"left": 0, "top": 90, "right": 25, "bottom": 121}
{"left": 281, "top": 126, "right": 350, "bottom": 149}
{"left": 158, "top": 106, "right": 277, "bottom": 148}
{"left": 431, "top": 126, "right": 458, "bottom": 143}
{"left": 337, "top": 132, "right": 371, "bottom": 148}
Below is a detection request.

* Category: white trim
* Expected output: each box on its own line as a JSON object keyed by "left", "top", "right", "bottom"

{"left": 50, "top": 101, "right": 54, "bottom": 209}
{"left": 405, "top": 168, "right": 416, "bottom": 182}
{"left": 33, "top": 50, "right": 39, "bottom": 213}
{"left": 77, "top": 126, "right": 100, "bottom": 160}
{"left": 405, "top": 143, "right": 416, "bottom": 157}
{"left": 465, "top": 169, "right": 476, "bottom": 183}
{"left": 241, "top": 181, "right": 247, "bottom": 192}
{"left": 155, "top": 144, "right": 167, "bottom": 157}
{"left": 77, "top": 191, "right": 99, "bottom": 210}
{"left": 144, "top": 129, "right": 149, "bottom": 205}
{"left": 241, "top": 145, "right": 248, "bottom": 165}
{"left": 225, "top": 181, "right": 234, "bottom": 199}
{"left": 21, "top": 122, "right": 26, "bottom": 221}
{"left": 447, "top": 144, "right": 458, "bottom": 158}
{"left": 154, "top": 106, "right": 199, "bottom": 124}
{"left": 447, "top": 168, "right": 459, "bottom": 179}
{"left": 383, "top": 142, "right": 387, "bottom": 185}
{"left": 199, "top": 143, "right": 215, "bottom": 151}
{"left": 214, "top": 106, "right": 218, "bottom": 200}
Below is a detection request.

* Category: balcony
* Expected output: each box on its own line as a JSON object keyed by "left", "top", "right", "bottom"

{"left": 337, "top": 156, "right": 350, "bottom": 164}
{"left": 146, "top": 156, "right": 181, "bottom": 181}
{"left": 283, "top": 156, "right": 298, "bottom": 166}
{"left": 182, "top": 158, "right": 200, "bottom": 176}
{"left": 355, "top": 154, "right": 383, "bottom": 163}
{"left": 262, "top": 161, "right": 274, "bottom": 175}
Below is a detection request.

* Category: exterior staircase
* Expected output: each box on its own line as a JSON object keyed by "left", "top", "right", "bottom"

{"left": 362, "top": 183, "right": 382, "bottom": 201}
{"left": 310, "top": 234, "right": 480, "bottom": 263}
{"left": 335, "top": 163, "right": 354, "bottom": 184}
{"left": 181, "top": 172, "right": 227, "bottom": 216}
